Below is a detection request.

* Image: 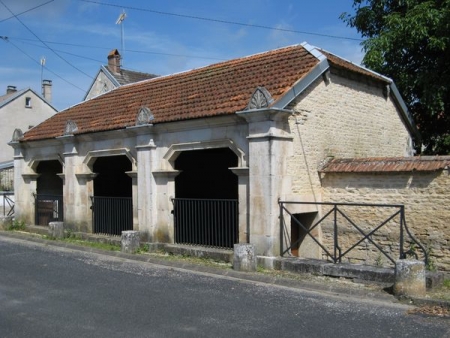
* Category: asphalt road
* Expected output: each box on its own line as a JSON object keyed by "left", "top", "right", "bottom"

{"left": 0, "top": 235, "right": 449, "bottom": 338}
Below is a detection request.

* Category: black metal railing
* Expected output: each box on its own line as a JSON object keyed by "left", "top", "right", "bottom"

{"left": 279, "top": 200, "right": 428, "bottom": 267}
{"left": 90, "top": 196, "right": 133, "bottom": 236}
{"left": 1, "top": 192, "right": 14, "bottom": 217}
{"left": 34, "top": 194, "right": 64, "bottom": 226}
{"left": 172, "top": 198, "right": 238, "bottom": 249}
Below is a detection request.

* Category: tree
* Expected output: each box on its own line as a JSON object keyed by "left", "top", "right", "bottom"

{"left": 341, "top": 0, "right": 450, "bottom": 154}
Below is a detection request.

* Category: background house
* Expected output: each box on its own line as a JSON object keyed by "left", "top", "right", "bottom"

{"left": 84, "top": 49, "right": 158, "bottom": 101}
{"left": 0, "top": 81, "right": 58, "bottom": 169}
{"left": 11, "top": 42, "right": 447, "bottom": 272}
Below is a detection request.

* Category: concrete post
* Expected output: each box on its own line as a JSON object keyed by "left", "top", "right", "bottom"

{"left": 0, "top": 216, "right": 13, "bottom": 230}
{"left": 393, "top": 259, "right": 426, "bottom": 298}
{"left": 233, "top": 244, "right": 257, "bottom": 272}
{"left": 121, "top": 230, "right": 140, "bottom": 254}
{"left": 48, "top": 221, "right": 64, "bottom": 239}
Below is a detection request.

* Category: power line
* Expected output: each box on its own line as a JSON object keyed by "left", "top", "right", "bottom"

{"left": 0, "top": 0, "right": 94, "bottom": 80}
{"left": 80, "top": 0, "right": 364, "bottom": 42}
{"left": 0, "top": 0, "right": 54, "bottom": 23}
{"left": 7, "top": 36, "right": 227, "bottom": 61}
{"left": 1, "top": 37, "right": 85, "bottom": 92}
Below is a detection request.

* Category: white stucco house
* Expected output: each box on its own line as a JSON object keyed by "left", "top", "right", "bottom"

{"left": 14, "top": 42, "right": 446, "bottom": 270}
{"left": 0, "top": 82, "right": 57, "bottom": 164}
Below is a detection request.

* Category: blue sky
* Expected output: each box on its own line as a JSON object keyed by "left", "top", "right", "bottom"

{"left": 0, "top": 0, "right": 364, "bottom": 111}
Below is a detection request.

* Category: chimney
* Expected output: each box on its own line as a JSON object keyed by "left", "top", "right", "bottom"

{"left": 107, "top": 49, "right": 121, "bottom": 74}
{"left": 42, "top": 79, "right": 52, "bottom": 103}
{"left": 6, "top": 85, "right": 17, "bottom": 94}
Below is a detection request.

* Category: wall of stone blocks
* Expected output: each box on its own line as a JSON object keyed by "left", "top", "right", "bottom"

{"left": 286, "top": 72, "right": 414, "bottom": 199}
{"left": 320, "top": 170, "right": 450, "bottom": 272}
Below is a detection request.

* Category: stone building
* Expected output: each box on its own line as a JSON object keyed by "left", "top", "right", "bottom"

{"left": 84, "top": 49, "right": 158, "bottom": 101}
{"left": 12, "top": 42, "right": 445, "bottom": 271}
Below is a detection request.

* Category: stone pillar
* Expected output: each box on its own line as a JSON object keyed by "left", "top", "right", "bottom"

{"left": 49, "top": 221, "right": 64, "bottom": 239}
{"left": 236, "top": 108, "right": 293, "bottom": 257}
{"left": 121, "top": 230, "right": 141, "bottom": 254}
{"left": 233, "top": 243, "right": 257, "bottom": 272}
{"left": 393, "top": 259, "right": 426, "bottom": 298}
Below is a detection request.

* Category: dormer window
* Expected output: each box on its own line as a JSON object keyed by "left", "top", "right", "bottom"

{"left": 25, "top": 97, "right": 32, "bottom": 108}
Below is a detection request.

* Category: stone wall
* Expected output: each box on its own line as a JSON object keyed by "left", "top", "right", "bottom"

{"left": 320, "top": 170, "right": 450, "bottom": 272}
{"left": 286, "top": 72, "right": 413, "bottom": 200}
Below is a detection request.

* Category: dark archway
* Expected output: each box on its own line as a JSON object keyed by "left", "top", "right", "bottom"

{"left": 93, "top": 155, "right": 132, "bottom": 197}
{"left": 92, "top": 155, "right": 133, "bottom": 235}
{"left": 173, "top": 148, "right": 239, "bottom": 248}
{"left": 35, "top": 160, "right": 63, "bottom": 226}
{"left": 175, "top": 148, "right": 238, "bottom": 199}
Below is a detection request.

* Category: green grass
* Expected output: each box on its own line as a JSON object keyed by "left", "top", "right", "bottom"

{"left": 7, "top": 220, "right": 26, "bottom": 231}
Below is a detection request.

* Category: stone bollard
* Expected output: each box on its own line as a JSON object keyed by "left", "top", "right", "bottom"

{"left": 48, "top": 221, "right": 64, "bottom": 239}
{"left": 121, "top": 231, "right": 140, "bottom": 254}
{"left": 393, "top": 259, "right": 426, "bottom": 298}
{"left": 0, "top": 216, "right": 13, "bottom": 230}
{"left": 233, "top": 244, "right": 257, "bottom": 272}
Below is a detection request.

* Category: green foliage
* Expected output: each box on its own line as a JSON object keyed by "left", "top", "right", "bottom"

{"left": 7, "top": 220, "right": 26, "bottom": 231}
{"left": 341, "top": 0, "right": 450, "bottom": 154}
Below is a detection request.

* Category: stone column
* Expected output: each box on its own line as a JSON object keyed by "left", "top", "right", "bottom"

{"left": 230, "top": 167, "right": 249, "bottom": 244}
{"left": 237, "top": 108, "right": 293, "bottom": 257}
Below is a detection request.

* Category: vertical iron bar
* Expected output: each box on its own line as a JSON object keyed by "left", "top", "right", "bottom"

{"left": 399, "top": 206, "right": 404, "bottom": 259}
{"left": 333, "top": 205, "right": 338, "bottom": 263}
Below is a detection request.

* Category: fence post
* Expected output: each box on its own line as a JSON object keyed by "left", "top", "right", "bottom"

{"left": 399, "top": 206, "right": 405, "bottom": 259}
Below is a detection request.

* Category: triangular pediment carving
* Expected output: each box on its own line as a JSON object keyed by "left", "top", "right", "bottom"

{"left": 11, "top": 128, "right": 23, "bottom": 142}
{"left": 247, "top": 86, "right": 274, "bottom": 110}
{"left": 136, "top": 106, "right": 154, "bottom": 125}
{"left": 64, "top": 120, "right": 78, "bottom": 135}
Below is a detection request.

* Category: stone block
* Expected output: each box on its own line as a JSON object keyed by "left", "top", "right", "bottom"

{"left": 233, "top": 244, "right": 257, "bottom": 272}
{"left": 0, "top": 216, "right": 13, "bottom": 230}
{"left": 121, "top": 231, "right": 140, "bottom": 254}
{"left": 393, "top": 259, "right": 426, "bottom": 298}
{"left": 48, "top": 222, "right": 64, "bottom": 239}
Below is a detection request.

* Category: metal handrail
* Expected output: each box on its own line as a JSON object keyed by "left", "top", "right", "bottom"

{"left": 1, "top": 192, "right": 14, "bottom": 217}
{"left": 279, "top": 200, "right": 428, "bottom": 267}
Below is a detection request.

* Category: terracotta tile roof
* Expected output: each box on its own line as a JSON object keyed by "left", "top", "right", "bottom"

{"left": 110, "top": 68, "right": 158, "bottom": 86}
{"left": 22, "top": 44, "right": 321, "bottom": 141}
{"left": 319, "top": 49, "right": 390, "bottom": 84}
{"left": 319, "top": 157, "right": 450, "bottom": 173}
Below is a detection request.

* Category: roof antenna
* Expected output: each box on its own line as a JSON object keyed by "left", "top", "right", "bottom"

{"left": 40, "top": 56, "right": 46, "bottom": 94}
{"left": 116, "top": 9, "right": 126, "bottom": 66}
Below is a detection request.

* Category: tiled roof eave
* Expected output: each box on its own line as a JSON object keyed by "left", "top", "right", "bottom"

{"left": 319, "top": 157, "right": 450, "bottom": 173}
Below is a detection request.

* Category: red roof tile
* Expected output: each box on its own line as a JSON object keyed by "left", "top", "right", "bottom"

{"left": 319, "top": 157, "right": 450, "bottom": 173}
{"left": 21, "top": 45, "right": 319, "bottom": 141}
{"left": 21, "top": 44, "right": 384, "bottom": 142}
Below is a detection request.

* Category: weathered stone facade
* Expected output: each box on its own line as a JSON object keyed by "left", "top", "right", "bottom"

{"left": 11, "top": 43, "right": 436, "bottom": 272}
{"left": 320, "top": 170, "right": 450, "bottom": 272}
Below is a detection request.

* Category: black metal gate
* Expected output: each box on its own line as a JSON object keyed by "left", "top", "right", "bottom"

{"left": 172, "top": 198, "right": 238, "bottom": 249}
{"left": 34, "top": 194, "right": 63, "bottom": 226}
{"left": 91, "top": 196, "right": 133, "bottom": 236}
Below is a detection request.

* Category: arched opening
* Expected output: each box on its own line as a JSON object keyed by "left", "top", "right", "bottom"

{"left": 93, "top": 155, "right": 132, "bottom": 198}
{"left": 175, "top": 148, "right": 238, "bottom": 199}
{"left": 91, "top": 155, "right": 133, "bottom": 235}
{"left": 172, "top": 148, "right": 239, "bottom": 248}
{"left": 35, "top": 160, "right": 63, "bottom": 226}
